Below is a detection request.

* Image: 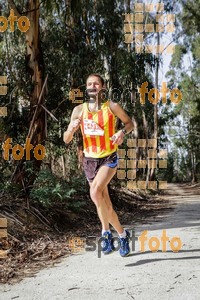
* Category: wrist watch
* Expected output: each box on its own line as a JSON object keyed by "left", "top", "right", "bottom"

{"left": 122, "top": 128, "right": 127, "bottom": 135}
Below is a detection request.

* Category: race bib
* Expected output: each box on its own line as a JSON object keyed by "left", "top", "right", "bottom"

{"left": 83, "top": 119, "right": 104, "bottom": 136}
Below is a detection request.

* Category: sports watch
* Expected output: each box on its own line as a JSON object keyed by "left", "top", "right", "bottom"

{"left": 122, "top": 128, "right": 127, "bottom": 135}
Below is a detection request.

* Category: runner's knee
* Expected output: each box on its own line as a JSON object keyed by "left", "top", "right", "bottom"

{"left": 90, "top": 184, "right": 103, "bottom": 205}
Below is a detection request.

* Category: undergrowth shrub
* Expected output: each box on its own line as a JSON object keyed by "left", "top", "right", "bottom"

{"left": 30, "top": 169, "right": 87, "bottom": 210}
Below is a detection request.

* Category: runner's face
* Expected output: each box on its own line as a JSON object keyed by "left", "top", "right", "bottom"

{"left": 86, "top": 76, "right": 103, "bottom": 98}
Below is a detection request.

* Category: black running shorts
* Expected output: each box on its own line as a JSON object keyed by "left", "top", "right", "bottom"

{"left": 83, "top": 152, "right": 119, "bottom": 182}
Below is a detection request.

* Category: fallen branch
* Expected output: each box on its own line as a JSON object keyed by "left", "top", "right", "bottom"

{"left": 30, "top": 242, "right": 51, "bottom": 258}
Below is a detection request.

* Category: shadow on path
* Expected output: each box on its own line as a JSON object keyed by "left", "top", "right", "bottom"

{"left": 125, "top": 255, "right": 200, "bottom": 267}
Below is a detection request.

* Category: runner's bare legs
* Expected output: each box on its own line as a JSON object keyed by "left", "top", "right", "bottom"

{"left": 102, "top": 186, "right": 124, "bottom": 233}
{"left": 89, "top": 165, "right": 124, "bottom": 234}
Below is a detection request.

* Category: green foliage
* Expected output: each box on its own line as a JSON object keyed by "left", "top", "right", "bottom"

{"left": 0, "top": 181, "right": 24, "bottom": 198}
{"left": 30, "top": 169, "right": 86, "bottom": 209}
{"left": 170, "top": 45, "right": 186, "bottom": 69}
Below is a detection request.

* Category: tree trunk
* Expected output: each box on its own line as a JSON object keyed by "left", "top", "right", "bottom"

{"left": 141, "top": 108, "right": 149, "bottom": 189}
{"left": 150, "top": 29, "right": 160, "bottom": 182}
{"left": 191, "top": 151, "right": 197, "bottom": 183}
{"left": 9, "top": 0, "right": 45, "bottom": 188}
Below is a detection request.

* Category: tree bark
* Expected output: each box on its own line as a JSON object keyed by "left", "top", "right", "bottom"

{"left": 150, "top": 29, "right": 160, "bottom": 182}
{"left": 9, "top": 0, "right": 45, "bottom": 188}
{"left": 191, "top": 151, "right": 197, "bottom": 183}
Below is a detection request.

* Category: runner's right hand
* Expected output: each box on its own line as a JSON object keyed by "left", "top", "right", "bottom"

{"left": 68, "top": 118, "right": 81, "bottom": 133}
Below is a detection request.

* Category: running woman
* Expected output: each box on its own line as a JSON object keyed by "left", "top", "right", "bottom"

{"left": 63, "top": 74, "right": 134, "bottom": 257}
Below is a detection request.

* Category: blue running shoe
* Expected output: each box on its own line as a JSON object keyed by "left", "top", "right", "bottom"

{"left": 119, "top": 230, "right": 130, "bottom": 257}
{"left": 101, "top": 231, "right": 114, "bottom": 255}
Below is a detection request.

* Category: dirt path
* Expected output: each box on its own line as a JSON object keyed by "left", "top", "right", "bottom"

{"left": 0, "top": 183, "right": 200, "bottom": 300}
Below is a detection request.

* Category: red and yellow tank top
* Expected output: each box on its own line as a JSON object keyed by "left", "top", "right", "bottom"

{"left": 80, "top": 101, "right": 118, "bottom": 158}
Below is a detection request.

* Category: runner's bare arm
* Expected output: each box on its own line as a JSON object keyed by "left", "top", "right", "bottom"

{"left": 63, "top": 105, "right": 82, "bottom": 144}
{"left": 109, "top": 101, "right": 134, "bottom": 145}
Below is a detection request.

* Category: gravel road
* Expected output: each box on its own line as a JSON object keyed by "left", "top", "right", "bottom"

{"left": 0, "top": 184, "right": 200, "bottom": 300}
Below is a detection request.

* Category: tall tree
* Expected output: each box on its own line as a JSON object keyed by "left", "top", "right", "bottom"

{"left": 8, "top": 0, "right": 46, "bottom": 187}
